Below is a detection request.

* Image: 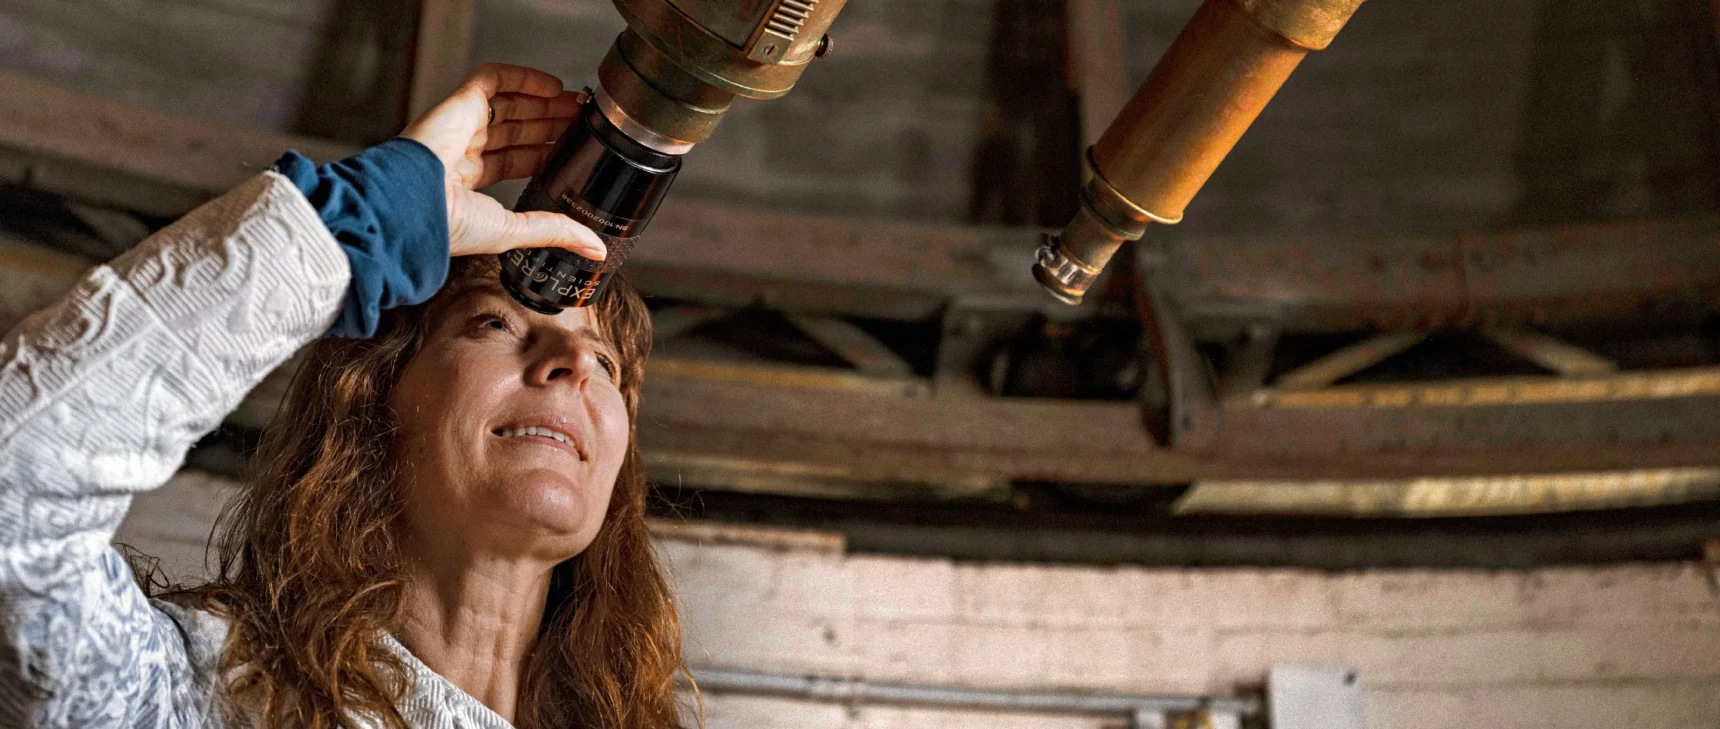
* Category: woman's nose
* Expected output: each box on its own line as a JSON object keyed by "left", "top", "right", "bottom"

{"left": 528, "top": 338, "right": 596, "bottom": 389}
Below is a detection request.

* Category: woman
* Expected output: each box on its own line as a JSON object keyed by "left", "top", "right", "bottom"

{"left": 0, "top": 64, "right": 686, "bottom": 728}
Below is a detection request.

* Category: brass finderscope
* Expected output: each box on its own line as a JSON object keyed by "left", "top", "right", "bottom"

{"left": 1034, "top": 0, "right": 1369, "bottom": 305}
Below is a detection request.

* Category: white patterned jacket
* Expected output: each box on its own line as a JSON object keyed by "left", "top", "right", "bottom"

{"left": 0, "top": 172, "right": 516, "bottom": 728}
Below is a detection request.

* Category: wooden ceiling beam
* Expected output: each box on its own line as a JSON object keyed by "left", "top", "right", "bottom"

{"left": 7, "top": 240, "right": 1720, "bottom": 489}
{"left": 0, "top": 72, "right": 357, "bottom": 218}
{"left": 0, "top": 72, "right": 1050, "bottom": 319}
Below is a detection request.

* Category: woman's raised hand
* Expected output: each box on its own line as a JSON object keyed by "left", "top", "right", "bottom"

{"left": 402, "top": 63, "right": 606, "bottom": 261}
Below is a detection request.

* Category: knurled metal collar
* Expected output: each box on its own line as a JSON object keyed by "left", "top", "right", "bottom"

{"left": 596, "top": 86, "right": 696, "bottom": 156}
{"left": 1033, "top": 239, "right": 1102, "bottom": 305}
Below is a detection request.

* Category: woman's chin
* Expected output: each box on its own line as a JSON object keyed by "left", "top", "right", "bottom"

{"left": 488, "top": 468, "right": 600, "bottom": 541}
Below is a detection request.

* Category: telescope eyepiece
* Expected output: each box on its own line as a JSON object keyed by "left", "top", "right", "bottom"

{"left": 500, "top": 94, "right": 681, "bottom": 313}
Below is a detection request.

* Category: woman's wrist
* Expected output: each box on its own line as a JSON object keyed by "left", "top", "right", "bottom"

{"left": 274, "top": 138, "right": 451, "bottom": 338}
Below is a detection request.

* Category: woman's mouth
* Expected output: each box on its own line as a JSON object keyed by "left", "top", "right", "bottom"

{"left": 493, "top": 424, "right": 586, "bottom": 460}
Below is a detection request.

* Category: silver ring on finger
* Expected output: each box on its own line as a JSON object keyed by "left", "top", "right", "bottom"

{"left": 488, "top": 104, "right": 496, "bottom": 126}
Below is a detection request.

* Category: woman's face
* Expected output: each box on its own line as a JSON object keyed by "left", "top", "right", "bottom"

{"left": 388, "top": 281, "right": 631, "bottom": 564}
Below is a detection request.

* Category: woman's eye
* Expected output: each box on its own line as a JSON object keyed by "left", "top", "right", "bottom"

{"left": 472, "top": 313, "right": 515, "bottom": 335}
{"left": 595, "top": 352, "right": 619, "bottom": 381}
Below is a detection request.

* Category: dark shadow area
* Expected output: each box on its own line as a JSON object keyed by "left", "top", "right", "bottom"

{"left": 1511, "top": 0, "right": 1720, "bottom": 225}
{"left": 1335, "top": 332, "right": 1550, "bottom": 384}
{"left": 657, "top": 307, "right": 855, "bottom": 369}
{"left": 993, "top": 314, "right": 1145, "bottom": 399}
{"left": 649, "top": 484, "right": 1720, "bottom": 568}
{"left": 0, "top": 185, "right": 123, "bottom": 259}
{"left": 967, "top": 0, "right": 1082, "bottom": 226}
{"left": 290, "top": 0, "right": 418, "bottom": 145}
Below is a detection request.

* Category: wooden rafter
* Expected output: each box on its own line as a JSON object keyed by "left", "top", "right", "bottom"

{"left": 0, "top": 73, "right": 356, "bottom": 218}
{"left": 406, "top": 0, "right": 477, "bottom": 123}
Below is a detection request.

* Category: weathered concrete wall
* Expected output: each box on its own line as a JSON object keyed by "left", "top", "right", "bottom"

{"left": 118, "top": 472, "right": 1720, "bottom": 729}
{"left": 667, "top": 540, "right": 1720, "bottom": 729}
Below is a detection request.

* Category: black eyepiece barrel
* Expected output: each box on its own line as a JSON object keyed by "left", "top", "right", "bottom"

{"left": 500, "top": 97, "right": 680, "bottom": 313}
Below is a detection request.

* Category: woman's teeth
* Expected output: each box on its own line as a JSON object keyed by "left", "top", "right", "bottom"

{"left": 500, "top": 426, "right": 576, "bottom": 449}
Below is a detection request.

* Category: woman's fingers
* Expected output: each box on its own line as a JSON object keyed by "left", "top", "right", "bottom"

{"left": 405, "top": 66, "right": 577, "bottom": 167}
{"left": 416, "top": 64, "right": 611, "bottom": 263}
{"left": 498, "top": 211, "right": 608, "bottom": 261}
{"left": 475, "top": 145, "right": 554, "bottom": 189}
{"left": 483, "top": 118, "right": 576, "bottom": 151}
{"left": 464, "top": 63, "right": 564, "bottom": 100}
{"left": 447, "top": 191, "right": 607, "bottom": 260}
{"left": 488, "top": 90, "right": 586, "bottom": 123}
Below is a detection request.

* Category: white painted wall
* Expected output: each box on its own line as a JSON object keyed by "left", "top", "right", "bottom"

{"left": 117, "top": 472, "right": 1720, "bottom": 729}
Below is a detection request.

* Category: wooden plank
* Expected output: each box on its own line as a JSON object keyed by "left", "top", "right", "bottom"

{"left": 0, "top": 0, "right": 341, "bottom": 132}
{"left": 646, "top": 357, "right": 929, "bottom": 398}
{"left": 10, "top": 238, "right": 1720, "bottom": 488}
{"left": 0, "top": 72, "right": 356, "bottom": 217}
{"left": 645, "top": 451, "right": 1005, "bottom": 502}
{"left": 0, "top": 74, "right": 1047, "bottom": 318}
{"left": 4, "top": 71, "right": 1719, "bottom": 366}
{"left": 1177, "top": 467, "right": 1720, "bottom": 517}
{"left": 1483, "top": 328, "right": 1618, "bottom": 377}
{"left": 637, "top": 370, "right": 1193, "bottom": 485}
{"left": 645, "top": 517, "right": 846, "bottom": 553}
{"left": 11, "top": 71, "right": 1710, "bottom": 333}
{"left": 3, "top": 251, "right": 1718, "bottom": 487}
{"left": 407, "top": 0, "right": 477, "bottom": 122}
{"left": 1274, "top": 332, "right": 1425, "bottom": 389}
{"left": 631, "top": 197, "right": 1048, "bottom": 318}
{"left": 785, "top": 314, "right": 916, "bottom": 378}
{"left": 641, "top": 369, "right": 1720, "bottom": 486}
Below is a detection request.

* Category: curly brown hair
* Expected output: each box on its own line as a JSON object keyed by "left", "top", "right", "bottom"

{"left": 186, "top": 257, "right": 687, "bottom": 728}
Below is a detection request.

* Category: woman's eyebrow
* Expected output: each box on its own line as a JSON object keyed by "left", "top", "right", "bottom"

{"left": 459, "top": 285, "right": 510, "bottom": 307}
{"left": 453, "top": 288, "right": 612, "bottom": 350}
{"left": 436, "top": 286, "right": 505, "bottom": 316}
{"left": 424, "top": 287, "right": 495, "bottom": 325}
{"left": 573, "top": 326, "right": 616, "bottom": 353}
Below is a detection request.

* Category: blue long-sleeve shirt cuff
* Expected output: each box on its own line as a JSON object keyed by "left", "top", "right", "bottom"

{"left": 273, "top": 137, "right": 449, "bottom": 338}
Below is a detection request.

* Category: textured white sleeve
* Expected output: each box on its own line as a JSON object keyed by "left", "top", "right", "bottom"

{"left": 0, "top": 172, "right": 350, "bottom": 727}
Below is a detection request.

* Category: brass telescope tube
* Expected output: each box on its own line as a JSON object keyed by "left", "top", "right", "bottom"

{"left": 1034, "top": 0, "right": 1368, "bottom": 305}
{"left": 601, "top": 0, "right": 851, "bottom": 150}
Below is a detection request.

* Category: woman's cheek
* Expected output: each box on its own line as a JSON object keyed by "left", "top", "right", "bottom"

{"left": 598, "top": 392, "right": 631, "bottom": 469}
